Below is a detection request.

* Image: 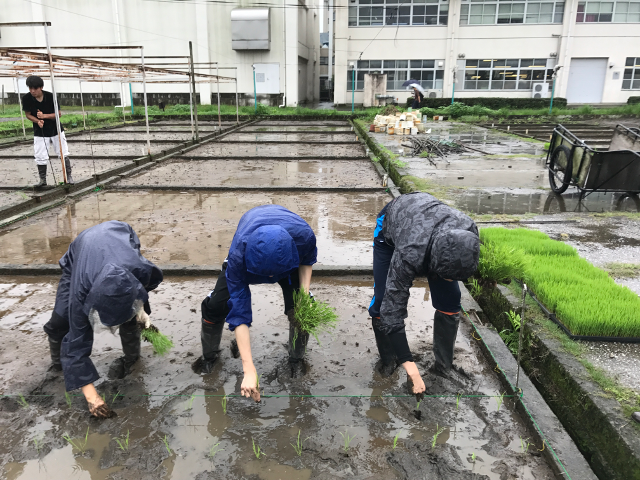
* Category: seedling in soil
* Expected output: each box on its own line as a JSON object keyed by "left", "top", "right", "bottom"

{"left": 111, "top": 391, "right": 122, "bottom": 406}
{"left": 292, "top": 289, "right": 339, "bottom": 345}
{"left": 520, "top": 436, "right": 532, "bottom": 454}
{"left": 252, "top": 438, "right": 266, "bottom": 459}
{"left": 392, "top": 431, "right": 402, "bottom": 450}
{"left": 431, "top": 424, "right": 446, "bottom": 449}
{"left": 208, "top": 442, "right": 223, "bottom": 459}
{"left": 162, "top": 435, "right": 172, "bottom": 454}
{"left": 495, "top": 392, "right": 506, "bottom": 412}
{"left": 185, "top": 394, "right": 195, "bottom": 411}
{"left": 141, "top": 325, "right": 174, "bottom": 355}
{"left": 256, "top": 373, "right": 263, "bottom": 391}
{"left": 114, "top": 430, "right": 130, "bottom": 452}
{"left": 221, "top": 395, "right": 228, "bottom": 414}
{"left": 17, "top": 394, "right": 28, "bottom": 409}
{"left": 468, "top": 278, "right": 482, "bottom": 297}
{"left": 340, "top": 429, "right": 356, "bottom": 452}
{"left": 471, "top": 452, "right": 477, "bottom": 463}
{"left": 65, "top": 392, "right": 73, "bottom": 408}
{"left": 63, "top": 427, "right": 90, "bottom": 453}
{"left": 33, "top": 436, "right": 44, "bottom": 454}
{"left": 456, "top": 394, "right": 461, "bottom": 410}
{"left": 290, "top": 430, "right": 308, "bottom": 456}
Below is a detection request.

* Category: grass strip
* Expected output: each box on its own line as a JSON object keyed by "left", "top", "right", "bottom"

{"left": 479, "top": 227, "right": 640, "bottom": 338}
{"left": 141, "top": 325, "right": 174, "bottom": 355}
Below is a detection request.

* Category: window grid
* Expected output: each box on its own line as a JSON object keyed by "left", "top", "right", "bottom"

{"left": 576, "top": 1, "right": 640, "bottom": 21}
{"left": 348, "top": 0, "right": 449, "bottom": 27}
{"left": 460, "top": 0, "right": 564, "bottom": 24}
{"left": 462, "top": 59, "right": 553, "bottom": 90}
{"left": 347, "top": 59, "right": 445, "bottom": 91}
{"left": 623, "top": 57, "right": 640, "bottom": 89}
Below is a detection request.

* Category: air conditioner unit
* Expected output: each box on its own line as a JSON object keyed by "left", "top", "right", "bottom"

{"left": 426, "top": 89, "right": 443, "bottom": 98}
{"left": 531, "top": 83, "right": 549, "bottom": 98}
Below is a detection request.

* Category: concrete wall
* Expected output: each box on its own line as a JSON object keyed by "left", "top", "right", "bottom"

{"left": 0, "top": 0, "right": 320, "bottom": 107}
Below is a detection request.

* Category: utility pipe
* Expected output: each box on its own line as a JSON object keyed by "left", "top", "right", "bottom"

{"left": 188, "top": 49, "right": 195, "bottom": 141}
{"left": 129, "top": 83, "right": 134, "bottom": 114}
{"left": 351, "top": 67, "right": 355, "bottom": 113}
{"left": 189, "top": 41, "right": 199, "bottom": 141}
{"left": 44, "top": 23, "right": 68, "bottom": 184}
{"left": 217, "top": 63, "right": 221, "bottom": 128}
{"left": 235, "top": 71, "right": 239, "bottom": 124}
{"left": 120, "top": 82, "right": 126, "bottom": 124}
{"left": 140, "top": 46, "right": 151, "bottom": 155}
{"left": 16, "top": 79, "right": 26, "bottom": 139}
{"left": 253, "top": 65, "right": 257, "bottom": 113}
{"left": 78, "top": 78, "right": 86, "bottom": 130}
{"left": 279, "top": 0, "right": 287, "bottom": 108}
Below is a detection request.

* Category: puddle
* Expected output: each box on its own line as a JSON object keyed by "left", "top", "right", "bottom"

{"left": 0, "top": 278, "right": 554, "bottom": 479}
{"left": 183, "top": 143, "right": 365, "bottom": 158}
{"left": 0, "top": 190, "right": 391, "bottom": 266}
{"left": 456, "top": 190, "right": 640, "bottom": 215}
{"left": 117, "top": 159, "right": 381, "bottom": 188}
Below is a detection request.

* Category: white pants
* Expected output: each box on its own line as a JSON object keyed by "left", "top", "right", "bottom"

{"left": 34, "top": 132, "right": 70, "bottom": 166}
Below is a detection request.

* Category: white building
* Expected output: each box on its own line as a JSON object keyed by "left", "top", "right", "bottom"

{"left": 0, "top": 0, "right": 320, "bottom": 107}
{"left": 327, "top": 0, "right": 640, "bottom": 106}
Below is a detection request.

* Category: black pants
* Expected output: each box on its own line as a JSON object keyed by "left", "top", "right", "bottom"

{"left": 411, "top": 99, "right": 421, "bottom": 109}
{"left": 201, "top": 264, "right": 301, "bottom": 325}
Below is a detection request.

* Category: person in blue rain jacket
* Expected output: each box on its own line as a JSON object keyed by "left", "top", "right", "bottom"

{"left": 43, "top": 221, "right": 163, "bottom": 418}
{"left": 195, "top": 205, "right": 317, "bottom": 400}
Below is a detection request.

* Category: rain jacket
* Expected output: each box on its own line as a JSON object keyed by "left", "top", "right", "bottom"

{"left": 56, "top": 221, "right": 163, "bottom": 391}
{"left": 225, "top": 205, "right": 317, "bottom": 331}
{"left": 375, "top": 192, "right": 479, "bottom": 335}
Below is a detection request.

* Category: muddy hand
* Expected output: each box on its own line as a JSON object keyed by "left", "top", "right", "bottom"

{"left": 241, "top": 373, "right": 261, "bottom": 402}
{"left": 89, "top": 399, "right": 117, "bottom": 419}
{"left": 410, "top": 373, "right": 426, "bottom": 395}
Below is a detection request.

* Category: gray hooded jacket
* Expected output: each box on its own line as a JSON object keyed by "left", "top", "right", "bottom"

{"left": 377, "top": 192, "right": 479, "bottom": 334}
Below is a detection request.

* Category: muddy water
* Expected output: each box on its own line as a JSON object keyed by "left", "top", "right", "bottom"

{"left": 242, "top": 126, "right": 353, "bottom": 133}
{"left": 0, "top": 190, "right": 391, "bottom": 266}
{"left": 221, "top": 133, "right": 358, "bottom": 143}
{"left": 183, "top": 143, "right": 365, "bottom": 158}
{"left": 0, "top": 142, "right": 182, "bottom": 157}
{"left": 72, "top": 132, "right": 195, "bottom": 142}
{"left": 0, "top": 277, "right": 554, "bottom": 480}
{"left": 0, "top": 159, "right": 133, "bottom": 187}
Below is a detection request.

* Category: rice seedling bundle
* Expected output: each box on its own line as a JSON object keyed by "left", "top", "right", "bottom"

{"left": 292, "top": 290, "right": 339, "bottom": 343}
{"left": 480, "top": 227, "right": 640, "bottom": 338}
{"left": 478, "top": 242, "right": 527, "bottom": 284}
{"left": 141, "top": 325, "right": 174, "bottom": 355}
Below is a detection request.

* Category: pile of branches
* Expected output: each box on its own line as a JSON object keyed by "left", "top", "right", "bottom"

{"left": 402, "top": 136, "right": 465, "bottom": 158}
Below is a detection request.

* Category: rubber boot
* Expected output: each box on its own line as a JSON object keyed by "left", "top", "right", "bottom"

{"left": 35, "top": 164, "right": 47, "bottom": 187}
{"left": 64, "top": 158, "right": 74, "bottom": 184}
{"left": 194, "top": 320, "right": 225, "bottom": 374}
{"left": 108, "top": 320, "right": 141, "bottom": 379}
{"left": 373, "top": 326, "right": 397, "bottom": 377}
{"left": 288, "top": 323, "right": 309, "bottom": 362}
{"left": 431, "top": 311, "right": 460, "bottom": 376}
{"left": 48, "top": 338, "right": 62, "bottom": 372}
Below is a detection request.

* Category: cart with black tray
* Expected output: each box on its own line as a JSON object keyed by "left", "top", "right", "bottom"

{"left": 546, "top": 124, "right": 640, "bottom": 195}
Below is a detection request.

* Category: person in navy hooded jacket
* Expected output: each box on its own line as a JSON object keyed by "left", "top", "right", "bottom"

{"left": 195, "top": 205, "right": 317, "bottom": 400}
{"left": 43, "top": 221, "right": 163, "bottom": 418}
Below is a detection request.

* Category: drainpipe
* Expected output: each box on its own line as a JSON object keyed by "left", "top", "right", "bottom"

{"left": 279, "top": 0, "right": 287, "bottom": 107}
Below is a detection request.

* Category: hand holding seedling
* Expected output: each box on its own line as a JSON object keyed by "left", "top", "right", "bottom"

{"left": 241, "top": 371, "right": 261, "bottom": 402}
{"left": 404, "top": 362, "right": 426, "bottom": 395}
{"left": 82, "top": 384, "right": 116, "bottom": 418}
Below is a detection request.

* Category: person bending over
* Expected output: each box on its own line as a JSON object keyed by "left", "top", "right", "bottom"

{"left": 43, "top": 221, "right": 163, "bottom": 417}
{"left": 22, "top": 75, "right": 73, "bottom": 186}
{"left": 368, "top": 192, "right": 480, "bottom": 394}
{"left": 195, "top": 205, "right": 317, "bottom": 401}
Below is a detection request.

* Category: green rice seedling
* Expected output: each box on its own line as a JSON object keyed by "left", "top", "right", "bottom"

{"left": 471, "top": 452, "right": 477, "bottom": 463}
{"left": 495, "top": 392, "right": 506, "bottom": 412}
{"left": 185, "top": 394, "right": 195, "bottom": 411}
{"left": 292, "top": 289, "right": 340, "bottom": 345}
{"left": 392, "top": 431, "right": 402, "bottom": 449}
{"left": 431, "top": 424, "right": 446, "bottom": 449}
{"left": 162, "top": 435, "right": 172, "bottom": 454}
{"left": 111, "top": 391, "right": 122, "bottom": 406}
{"left": 339, "top": 429, "right": 356, "bottom": 452}
{"left": 141, "top": 325, "right": 174, "bottom": 355}
{"left": 256, "top": 373, "right": 263, "bottom": 390}
{"left": 468, "top": 278, "right": 482, "bottom": 297}
{"left": 221, "top": 395, "right": 228, "bottom": 414}
{"left": 208, "top": 442, "right": 223, "bottom": 459}
{"left": 63, "top": 427, "right": 90, "bottom": 453}
{"left": 290, "top": 430, "right": 308, "bottom": 456}
{"left": 478, "top": 242, "right": 526, "bottom": 284}
{"left": 252, "top": 438, "right": 266, "bottom": 459}
{"left": 65, "top": 392, "right": 73, "bottom": 408}
{"left": 416, "top": 398, "right": 422, "bottom": 411}
{"left": 33, "top": 435, "right": 44, "bottom": 454}
{"left": 17, "top": 394, "right": 28, "bottom": 409}
{"left": 499, "top": 311, "right": 522, "bottom": 354}
{"left": 456, "top": 394, "right": 461, "bottom": 410}
{"left": 114, "top": 430, "right": 130, "bottom": 452}
{"left": 520, "top": 436, "right": 532, "bottom": 454}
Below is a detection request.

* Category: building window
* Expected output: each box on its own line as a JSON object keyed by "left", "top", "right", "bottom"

{"left": 320, "top": 56, "right": 329, "bottom": 65}
{"left": 460, "top": 0, "right": 564, "bottom": 24}
{"left": 347, "top": 59, "right": 444, "bottom": 91}
{"left": 576, "top": 1, "right": 640, "bottom": 21}
{"left": 462, "top": 59, "right": 553, "bottom": 90}
{"left": 623, "top": 57, "right": 640, "bottom": 89}
{"left": 348, "top": 0, "right": 449, "bottom": 27}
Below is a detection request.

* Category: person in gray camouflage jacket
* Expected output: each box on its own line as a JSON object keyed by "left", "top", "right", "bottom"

{"left": 368, "top": 192, "right": 480, "bottom": 395}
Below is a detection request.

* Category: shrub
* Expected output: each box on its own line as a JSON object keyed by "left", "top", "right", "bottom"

{"left": 627, "top": 96, "right": 640, "bottom": 105}
{"left": 409, "top": 97, "right": 567, "bottom": 110}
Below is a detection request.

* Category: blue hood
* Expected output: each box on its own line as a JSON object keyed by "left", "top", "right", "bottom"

{"left": 245, "top": 225, "right": 300, "bottom": 277}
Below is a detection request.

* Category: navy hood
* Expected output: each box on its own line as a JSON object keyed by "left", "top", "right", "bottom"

{"left": 429, "top": 229, "right": 480, "bottom": 281}
{"left": 82, "top": 263, "right": 148, "bottom": 327}
{"left": 245, "top": 225, "right": 300, "bottom": 277}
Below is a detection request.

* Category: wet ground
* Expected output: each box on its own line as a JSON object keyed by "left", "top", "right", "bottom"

{"left": 0, "top": 277, "right": 555, "bottom": 480}
{"left": 1, "top": 159, "right": 133, "bottom": 187}
{"left": 182, "top": 143, "right": 365, "bottom": 159}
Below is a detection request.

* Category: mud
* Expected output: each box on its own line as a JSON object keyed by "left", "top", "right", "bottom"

{"left": 94, "top": 126, "right": 220, "bottom": 133}
{"left": 0, "top": 191, "right": 28, "bottom": 209}
{"left": 255, "top": 120, "right": 351, "bottom": 126}
{"left": 1, "top": 159, "right": 133, "bottom": 187}
{"left": 0, "top": 277, "right": 555, "bottom": 479}
{"left": 242, "top": 126, "right": 353, "bottom": 133}
{"left": 221, "top": 133, "right": 359, "bottom": 143}
{"left": 182, "top": 143, "right": 365, "bottom": 158}
{"left": 0, "top": 142, "right": 182, "bottom": 157}
{"left": 0, "top": 190, "right": 391, "bottom": 266}
{"left": 117, "top": 159, "right": 382, "bottom": 188}
{"left": 71, "top": 132, "right": 196, "bottom": 142}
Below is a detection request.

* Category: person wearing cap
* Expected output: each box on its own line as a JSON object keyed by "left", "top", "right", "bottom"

{"left": 194, "top": 205, "right": 317, "bottom": 401}
{"left": 368, "top": 192, "right": 480, "bottom": 395}
{"left": 43, "top": 221, "right": 163, "bottom": 418}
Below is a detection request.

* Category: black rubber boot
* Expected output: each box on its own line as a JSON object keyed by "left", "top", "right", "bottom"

{"left": 193, "top": 320, "right": 225, "bottom": 374}
{"left": 48, "top": 338, "right": 62, "bottom": 372}
{"left": 431, "top": 311, "right": 460, "bottom": 375}
{"left": 64, "top": 158, "right": 74, "bottom": 184}
{"left": 288, "top": 323, "right": 310, "bottom": 362}
{"left": 108, "top": 320, "right": 141, "bottom": 379}
{"left": 373, "top": 326, "right": 397, "bottom": 377}
{"left": 35, "top": 164, "right": 47, "bottom": 187}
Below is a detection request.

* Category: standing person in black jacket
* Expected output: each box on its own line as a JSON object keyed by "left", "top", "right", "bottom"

{"left": 21, "top": 75, "right": 73, "bottom": 186}
{"left": 368, "top": 193, "right": 480, "bottom": 395}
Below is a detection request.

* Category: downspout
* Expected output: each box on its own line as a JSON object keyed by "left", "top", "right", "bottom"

{"left": 279, "top": 0, "right": 287, "bottom": 107}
